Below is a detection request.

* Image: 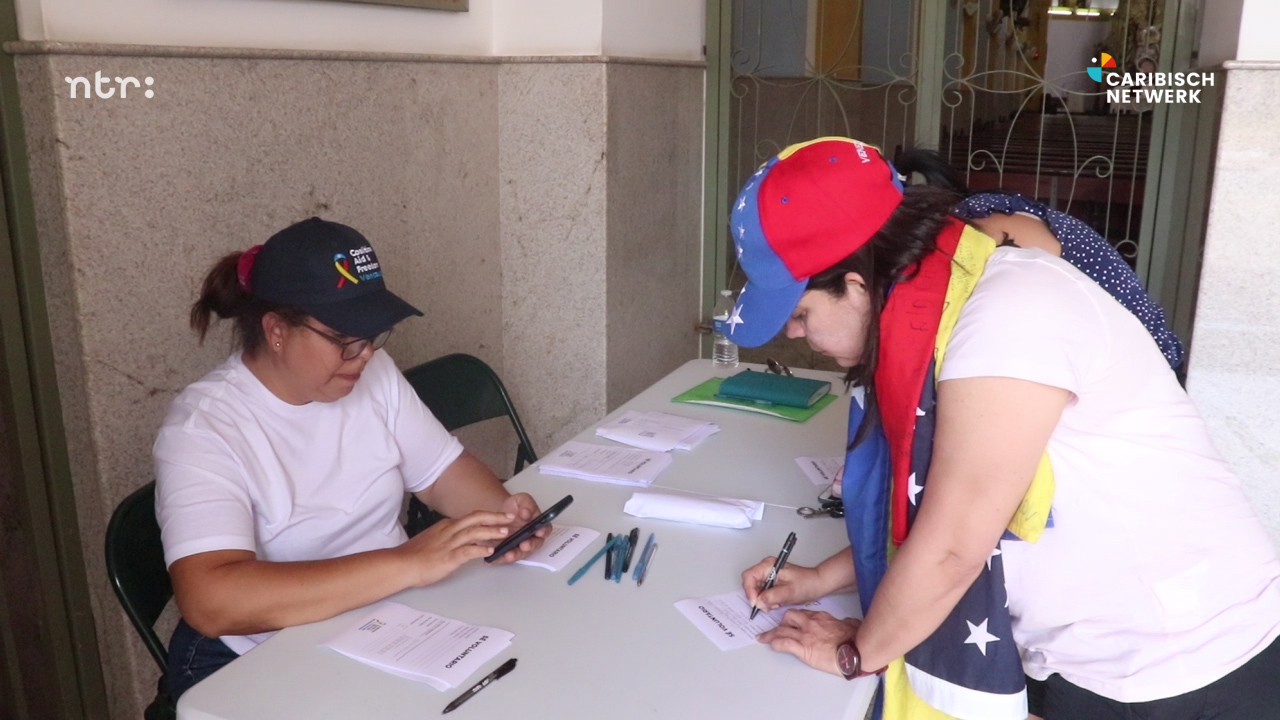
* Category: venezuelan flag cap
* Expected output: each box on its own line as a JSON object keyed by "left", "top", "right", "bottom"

{"left": 248, "top": 217, "right": 423, "bottom": 339}
{"left": 726, "top": 137, "right": 904, "bottom": 348}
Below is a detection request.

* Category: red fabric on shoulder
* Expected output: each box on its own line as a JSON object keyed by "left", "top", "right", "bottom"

{"left": 874, "top": 218, "right": 965, "bottom": 545}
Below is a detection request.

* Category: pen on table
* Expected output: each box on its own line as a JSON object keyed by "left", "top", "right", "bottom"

{"left": 604, "top": 533, "right": 614, "bottom": 580}
{"left": 636, "top": 543, "right": 657, "bottom": 587}
{"left": 568, "top": 535, "right": 624, "bottom": 586}
{"left": 750, "top": 531, "right": 797, "bottom": 620}
{"left": 621, "top": 527, "right": 640, "bottom": 574}
{"left": 441, "top": 657, "right": 517, "bottom": 714}
{"left": 631, "top": 532, "right": 655, "bottom": 583}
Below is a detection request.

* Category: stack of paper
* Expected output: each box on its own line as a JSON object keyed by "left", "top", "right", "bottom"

{"left": 594, "top": 411, "right": 720, "bottom": 452}
{"left": 323, "top": 602, "right": 513, "bottom": 690}
{"left": 538, "top": 441, "right": 673, "bottom": 487}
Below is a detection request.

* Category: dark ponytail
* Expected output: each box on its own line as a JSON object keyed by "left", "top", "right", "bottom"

{"left": 806, "top": 183, "right": 964, "bottom": 447}
{"left": 894, "top": 148, "right": 971, "bottom": 194}
{"left": 189, "top": 251, "right": 304, "bottom": 355}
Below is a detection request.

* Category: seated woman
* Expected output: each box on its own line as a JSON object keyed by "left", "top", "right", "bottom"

{"left": 154, "top": 217, "right": 546, "bottom": 700}
{"left": 731, "top": 139, "right": 1280, "bottom": 720}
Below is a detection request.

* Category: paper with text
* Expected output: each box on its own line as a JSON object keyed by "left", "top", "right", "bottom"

{"left": 538, "top": 441, "right": 673, "bottom": 487}
{"left": 515, "top": 525, "right": 601, "bottom": 571}
{"left": 675, "top": 590, "right": 861, "bottom": 651}
{"left": 322, "top": 602, "right": 513, "bottom": 690}
{"left": 796, "top": 456, "right": 844, "bottom": 487}
{"left": 595, "top": 410, "right": 720, "bottom": 452}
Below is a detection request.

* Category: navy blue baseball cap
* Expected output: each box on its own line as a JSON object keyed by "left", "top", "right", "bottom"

{"left": 245, "top": 217, "right": 423, "bottom": 339}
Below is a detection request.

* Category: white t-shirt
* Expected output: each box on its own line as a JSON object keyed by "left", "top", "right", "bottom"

{"left": 939, "top": 247, "right": 1280, "bottom": 703}
{"left": 153, "top": 349, "right": 463, "bottom": 654}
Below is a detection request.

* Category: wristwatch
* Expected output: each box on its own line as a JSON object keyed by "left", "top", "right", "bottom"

{"left": 836, "top": 641, "right": 862, "bottom": 680}
{"left": 837, "top": 641, "right": 884, "bottom": 680}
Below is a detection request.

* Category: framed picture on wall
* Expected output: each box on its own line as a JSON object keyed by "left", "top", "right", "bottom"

{"left": 324, "top": 0, "right": 467, "bottom": 10}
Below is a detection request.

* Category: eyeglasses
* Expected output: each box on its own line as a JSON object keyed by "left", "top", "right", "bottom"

{"left": 300, "top": 323, "right": 392, "bottom": 361}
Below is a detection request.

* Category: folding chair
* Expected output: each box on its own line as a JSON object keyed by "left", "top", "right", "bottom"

{"left": 402, "top": 353, "right": 538, "bottom": 536}
{"left": 105, "top": 480, "right": 176, "bottom": 720}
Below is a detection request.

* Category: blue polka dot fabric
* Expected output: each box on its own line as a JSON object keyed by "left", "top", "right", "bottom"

{"left": 954, "top": 192, "right": 1184, "bottom": 370}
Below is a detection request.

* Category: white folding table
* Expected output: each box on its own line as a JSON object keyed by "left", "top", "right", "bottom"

{"left": 177, "top": 360, "right": 876, "bottom": 720}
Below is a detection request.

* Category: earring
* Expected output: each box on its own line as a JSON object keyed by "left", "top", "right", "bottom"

{"left": 275, "top": 342, "right": 281, "bottom": 348}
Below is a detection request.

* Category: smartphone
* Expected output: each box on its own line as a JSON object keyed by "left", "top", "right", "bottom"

{"left": 484, "top": 494, "right": 573, "bottom": 563}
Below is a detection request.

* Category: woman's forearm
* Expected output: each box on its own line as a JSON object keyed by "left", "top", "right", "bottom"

{"left": 174, "top": 547, "right": 414, "bottom": 637}
{"left": 853, "top": 539, "right": 986, "bottom": 672}
{"left": 816, "top": 547, "right": 858, "bottom": 595}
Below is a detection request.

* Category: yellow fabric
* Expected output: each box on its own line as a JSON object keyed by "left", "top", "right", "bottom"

{"left": 775, "top": 136, "right": 886, "bottom": 160}
{"left": 882, "top": 226, "right": 1055, "bottom": 720}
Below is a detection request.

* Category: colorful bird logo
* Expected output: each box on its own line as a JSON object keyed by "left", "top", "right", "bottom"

{"left": 334, "top": 253, "right": 360, "bottom": 287}
{"left": 1087, "top": 52, "right": 1116, "bottom": 82}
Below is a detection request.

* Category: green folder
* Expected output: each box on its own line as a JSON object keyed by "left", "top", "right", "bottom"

{"left": 672, "top": 377, "right": 838, "bottom": 422}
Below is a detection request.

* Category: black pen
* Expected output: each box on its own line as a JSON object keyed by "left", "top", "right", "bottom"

{"left": 750, "top": 532, "right": 797, "bottom": 620}
{"left": 605, "top": 533, "right": 614, "bottom": 579}
{"left": 621, "top": 527, "right": 640, "bottom": 573}
{"left": 442, "top": 657, "right": 517, "bottom": 714}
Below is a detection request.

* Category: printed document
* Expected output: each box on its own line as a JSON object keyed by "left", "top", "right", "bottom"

{"left": 515, "top": 525, "right": 601, "bottom": 571}
{"left": 323, "top": 602, "right": 513, "bottom": 690}
{"left": 675, "top": 590, "right": 861, "bottom": 651}
{"left": 796, "top": 456, "right": 844, "bottom": 487}
{"left": 538, "top": 441, "right": 673, "bottom": 487}
{"left": 595, "top": 410, "right": 720, "bottom": 452}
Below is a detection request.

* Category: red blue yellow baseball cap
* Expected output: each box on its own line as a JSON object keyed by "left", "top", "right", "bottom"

{"left": 726, "top": 137, "right": 905, "bottom": 348}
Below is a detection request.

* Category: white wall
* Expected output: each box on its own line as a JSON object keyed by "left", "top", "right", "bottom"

{"left": 492, "top": 0, "right": 602, "bottom": 56}
{"left": 602, "top": 0, "right": 704, "bottom": 61}
{"left": 14, "top": 0, "right": 495, "bottom": 55}
{"left": 1236, "top": 0, "right": 1280, "bottom": 62}
{"left": 14, "top": 0, "right": 704, "bottom": 60}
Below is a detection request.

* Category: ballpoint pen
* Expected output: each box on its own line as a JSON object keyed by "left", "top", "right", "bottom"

{"left": 605, "top": 533, "right": 614, "bottom": 580}
{"left": 621, "top": 527, "right": 640, "bottom": 574}
{"left": 636, "top": 542, "right": 658, "bottom": 586}
{"left": 568, "top": 535, "right": 625, "bottom": 586}
{"left": 750, "top": 531, "right": 797, "bottom": 620}
{"left": 631, "top": 532, "right": 656, "bottom": 582}
{"left": 441, "top": 657, "right": 517, "bottom": 714}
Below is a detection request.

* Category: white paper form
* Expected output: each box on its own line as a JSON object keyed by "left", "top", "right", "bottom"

{"left": 515, "top": 525, "right": 601, "bottom": 571}
{"left": 675, "top": 590, "right": 862, "bottom": 651}
{"left": 538, "top": 441, "right": 673, "bottom": 487}
{"left": 322, "top": 602, "right": 513, "bottom": 690}
{"left": 796, "top": 456, "right": 845, "bottom": 487}
{"left": 595, "top": 410, "right": 720, "bottom": 452}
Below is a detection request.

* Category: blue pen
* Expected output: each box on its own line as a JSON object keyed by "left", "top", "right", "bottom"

{"left": 612, "top": 538, "right": 625, "bottom": 582}
{"left": 631, "top": 533, "right": 655, "bottom": 582}
{"left": 567, "top": 535, "right": 625, "bottom": 586}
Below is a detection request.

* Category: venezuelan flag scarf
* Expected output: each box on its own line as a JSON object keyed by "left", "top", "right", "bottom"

{"left": 841, "top": 219, "right": 1055, "bottom": 720}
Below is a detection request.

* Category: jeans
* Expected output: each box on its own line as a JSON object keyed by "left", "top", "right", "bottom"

{"left": 166, "top": 618, "right": 240, "bottom": 702}
{"left": 1026, "top": 634, "right": 1280, "bottom": 719}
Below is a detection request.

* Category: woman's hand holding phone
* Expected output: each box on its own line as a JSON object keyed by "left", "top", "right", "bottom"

{"left": 485, "top": 494, "right": 573, "bottom": 564}
{"left": 487, "top": 493, "right": 551, "bottom": 564}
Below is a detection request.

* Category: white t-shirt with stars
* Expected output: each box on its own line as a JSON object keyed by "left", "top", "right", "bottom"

{"left": 940, "top": 247, "right": 1280, "bottom": 702}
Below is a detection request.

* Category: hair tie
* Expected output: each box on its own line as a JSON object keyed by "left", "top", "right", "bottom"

{"left": 236, "top": 245, "right": 262, "bottom": 293}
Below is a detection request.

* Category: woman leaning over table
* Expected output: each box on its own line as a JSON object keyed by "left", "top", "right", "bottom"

{"left": 732, "top": 138, "right": 1280, "bottom": 720}
{"left": 154, "top": 217, "right": 546, "bottom": 701}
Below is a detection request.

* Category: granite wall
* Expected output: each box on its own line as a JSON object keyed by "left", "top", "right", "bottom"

{"left": 1186, "top": 63, "right": 1280, "bottom": 544}
{"left": 13, "top": 45, "right": 702, "bottom": 720}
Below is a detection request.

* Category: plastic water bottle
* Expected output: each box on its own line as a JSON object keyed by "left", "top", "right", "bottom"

{"left": 712, "top": 289, "right": 740, "bottom": 368}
